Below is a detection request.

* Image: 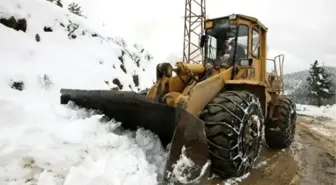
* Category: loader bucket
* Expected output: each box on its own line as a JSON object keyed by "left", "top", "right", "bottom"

{"left": 60, "top": 89, "right": 210, "bottom": 184}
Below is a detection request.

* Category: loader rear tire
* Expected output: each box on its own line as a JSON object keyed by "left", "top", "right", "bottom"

{"left": 200, "top": 91, "right": 264, "bottom": 179}
{"left": 265, "top": 96, "right": 296, "bottom": 149}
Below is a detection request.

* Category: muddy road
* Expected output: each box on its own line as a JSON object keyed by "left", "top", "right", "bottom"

{"left": 208, "top": 116, "right": 336, "bottom": 185}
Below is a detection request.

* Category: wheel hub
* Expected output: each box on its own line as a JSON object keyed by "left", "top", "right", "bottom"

{"left": 242, "top": 114, "right": 261, "bottom": 166}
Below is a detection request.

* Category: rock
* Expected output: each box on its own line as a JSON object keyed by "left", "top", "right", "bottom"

{"left": 112, "top": 78, "right": 123, "bottom": 90}
{"left": 120, "top": 64, "right": 127, "bottom": 74}
{"left": 0, "top": 16, "right": 27, "bottom": 32}
{"left": 118, "top": 50, "right": 125, "bottom": 64}
{"left": 35, "top": 34, "right": 40, "bottom": 42}
{"left": 17, "top": 19, "right": 27, "bottom": 32}
{"left": 43, "top": 26, "right": 53, "bottom": 32}
{"left": 10, "top": 81, "right": 24, "bottom": 91}
{"left": 132, "top": 74, "right": 139, "bottom": 87}
{"left": 135, "top": 58, "right": 140, "bottom": 67}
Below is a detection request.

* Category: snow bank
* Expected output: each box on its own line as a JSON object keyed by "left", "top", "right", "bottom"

{"left": 0, "top": 0, "right": 167, "bottom": 184}
{"left": 0, "top": 0, "right": 156, "bottom": 92}
{"left": 296, "top": 104, "right": 336, "bottom": 120}
{"left": 0, "top": 99, "right": 167, "bottom": 185}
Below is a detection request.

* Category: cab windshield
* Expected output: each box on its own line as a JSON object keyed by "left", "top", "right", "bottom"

{"left": 204, "top": 19, "right": 249, "bottom": 66}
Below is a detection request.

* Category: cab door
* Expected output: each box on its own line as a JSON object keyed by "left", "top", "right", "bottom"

{"left": 250, "top": 25, "right": 262, "bottom": 81}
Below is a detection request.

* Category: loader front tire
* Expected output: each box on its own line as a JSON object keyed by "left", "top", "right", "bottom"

{"left": 200, "top": 91, "right": 264, "bottom": 179}
{"left": 265, "top": 96, "right": 296, "bottom": 149}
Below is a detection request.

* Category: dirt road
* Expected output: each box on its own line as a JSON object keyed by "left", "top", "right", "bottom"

{"left": 208, "top": 115, "right": 336, "bottom": 185}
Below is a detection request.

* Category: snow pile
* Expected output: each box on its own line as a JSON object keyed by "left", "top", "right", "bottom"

{"left": 0, "top": 0, "right": 167, "bottom": 184}
{"left": 168, "top": 146, "right": 210, "bottom": 184}
{"left": 0, "top": 99, "right": 167, "bottom": 185}
{"left": 296, "top": 104, "right": 336, "bottom": 120}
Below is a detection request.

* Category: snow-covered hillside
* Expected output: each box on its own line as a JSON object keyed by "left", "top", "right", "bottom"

{"left": 284, "top": 66, "right": 336, "bottom": 105}
{"left": 0, "top": 0, "right": 156, "bottom": 92}
{"left": 0, "top": 0, "right": 167, "bottom": 184}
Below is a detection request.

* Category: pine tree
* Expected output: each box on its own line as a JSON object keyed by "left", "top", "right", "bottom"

{"left": 306, "top": 60, "right": 333, "bottom": 106}
{"left": 68, "top": 2, "right": 84, "bottom": 17}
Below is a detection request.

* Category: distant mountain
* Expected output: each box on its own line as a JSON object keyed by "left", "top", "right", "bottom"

{"left": 284, "top": 66, "right": 336, "bottom": 105}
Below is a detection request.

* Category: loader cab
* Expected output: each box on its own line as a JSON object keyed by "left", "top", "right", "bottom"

{"left": 201, "top": 14, "right": 268, "bottom": 81}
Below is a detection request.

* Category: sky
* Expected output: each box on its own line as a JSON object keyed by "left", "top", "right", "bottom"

{"left": 70, "top": 0, "right": 335, "bottom": 73}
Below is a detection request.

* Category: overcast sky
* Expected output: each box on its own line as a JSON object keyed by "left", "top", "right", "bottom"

{"left": 72, "top": 0, "right": 335, "bottom": 73}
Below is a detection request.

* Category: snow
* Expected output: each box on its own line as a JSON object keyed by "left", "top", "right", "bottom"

{"left": 296, "top": 104, "right": 336, "bottom": 121}
{"left": 211, "top": 172, "right": 250, "bottom": 185}
{"left": 0, "top": 0, "right": 157, "bottom": 92}
{"left": 322, "top": 88, "right": 329, "bottom": 93}
{"left": 170, "top": 146, "right": 196, "bottom": 183}
{"left": 168, "top": 146, "right": 211, "bottom": 184}
{"left": 0, "top": 0, "right": 167, "bottom": 184}
{"left": 318, "top": 73, "right": 324, "bottom": 80}
{"left": 5, "top": 0, "right": 335, "bottom": 184}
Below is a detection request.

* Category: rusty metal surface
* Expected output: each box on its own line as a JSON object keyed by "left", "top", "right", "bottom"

{"left": 182, "top": 0, "right": 206, "bottom": 63}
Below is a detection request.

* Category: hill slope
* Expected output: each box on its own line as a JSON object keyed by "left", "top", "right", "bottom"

{"left": 284, "top": 66, "right": 336, "bottom": 105}
{"left": 0, "top": 0, "right": 156, "bottom": 92}
{"left": 0, "top": 0, "right": 167, "bottom": 185}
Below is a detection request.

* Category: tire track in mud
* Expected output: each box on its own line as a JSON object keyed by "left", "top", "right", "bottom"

{"left": 209, "top": 148, "right": 300, "bottom": 185}
{"left": 294, "top": 118, "right": 336, "bottom": 185}
{"left": 208, "top": 116, "right": 336, "bottom": 185}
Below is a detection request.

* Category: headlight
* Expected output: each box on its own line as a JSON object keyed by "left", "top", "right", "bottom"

{"left": 205, "top": 21, "right": 213, "bottom": 29}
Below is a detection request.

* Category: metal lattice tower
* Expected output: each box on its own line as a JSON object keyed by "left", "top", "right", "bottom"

{"left": 182, "top": 0, "right": 206, "bottom": 63}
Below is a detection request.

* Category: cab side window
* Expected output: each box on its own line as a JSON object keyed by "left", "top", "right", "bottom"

{"left": 252, "top": 28, "right": 260, "bottom": 58}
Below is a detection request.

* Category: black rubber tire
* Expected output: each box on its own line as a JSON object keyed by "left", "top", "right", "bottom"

{"left": 200, "top": 90, "right": 264, "bottom": 179}
{"left": 265, "top": 96, "right": 297, "bottom": 149}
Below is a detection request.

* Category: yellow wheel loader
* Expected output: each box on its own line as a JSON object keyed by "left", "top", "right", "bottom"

{"left": 60, "top": 14, "right": 297, "bottom": 184}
